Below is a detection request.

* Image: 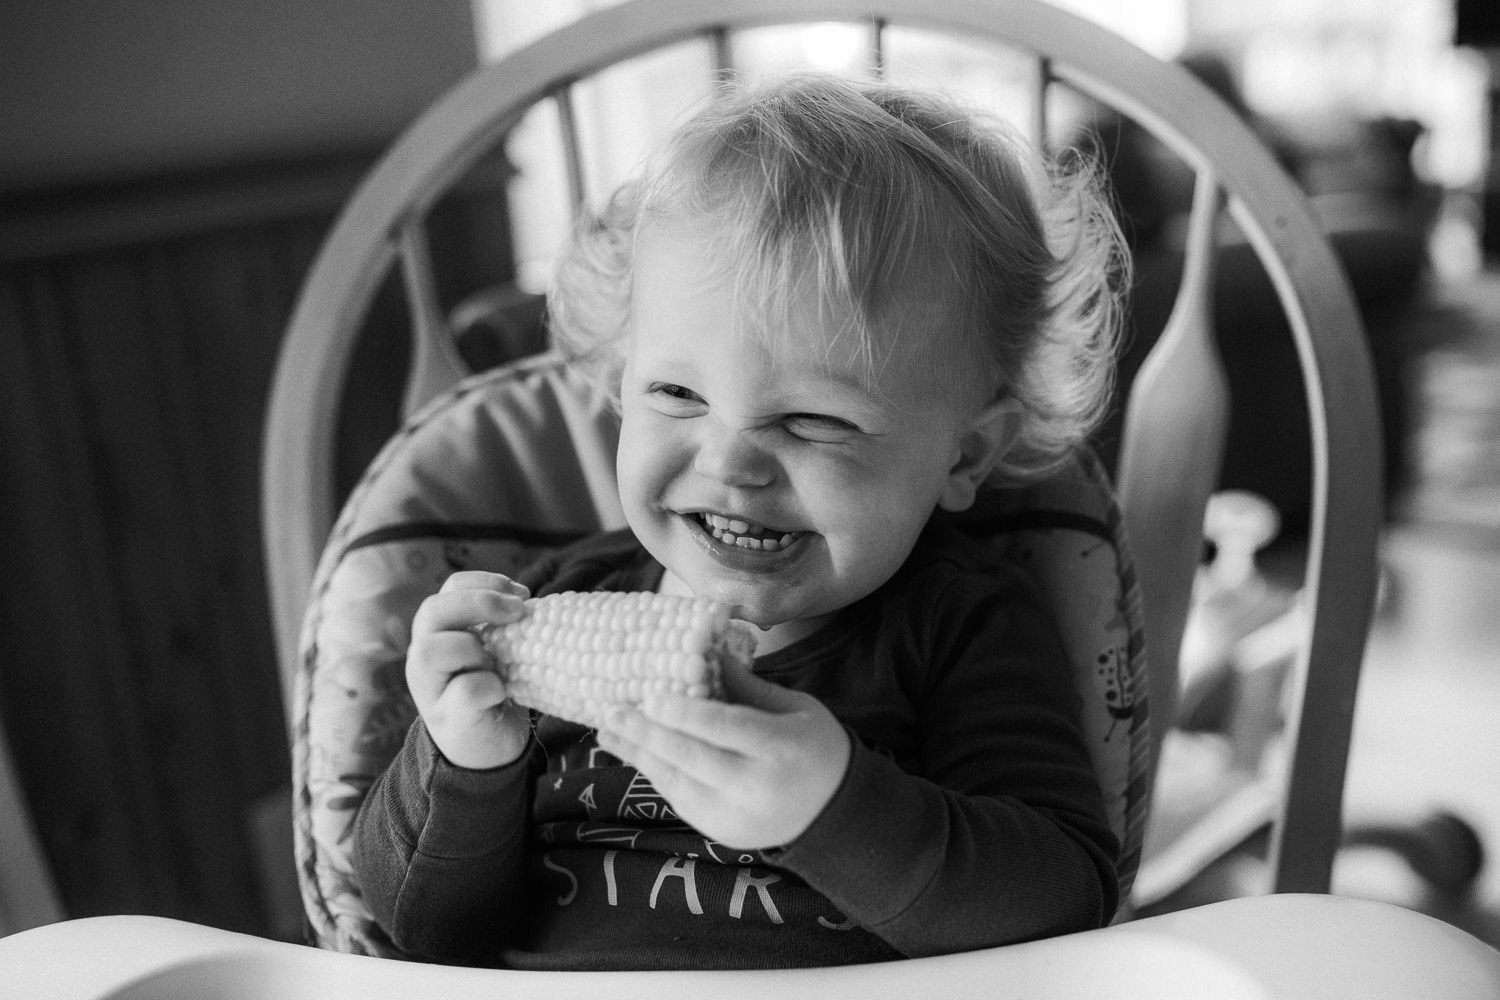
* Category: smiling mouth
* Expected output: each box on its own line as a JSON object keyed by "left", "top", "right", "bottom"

{"left": 692, "top": 512, "right": 804, "bottom": 553}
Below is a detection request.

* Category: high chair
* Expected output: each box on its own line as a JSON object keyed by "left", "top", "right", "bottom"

{"left": 3, "top": 1, "right": 1498, "bottom": 997}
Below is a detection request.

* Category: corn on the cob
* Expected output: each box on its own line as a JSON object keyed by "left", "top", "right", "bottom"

{"left": 478, "top": 590, "right": 758, "bottom": 729}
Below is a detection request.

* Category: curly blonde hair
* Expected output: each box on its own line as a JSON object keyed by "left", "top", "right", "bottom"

{"left": 549, "top": 74, "right": 1128, "bottom": 482}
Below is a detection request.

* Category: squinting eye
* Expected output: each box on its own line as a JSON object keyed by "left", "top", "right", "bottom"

{"left": 644, "top": 382, "right": 705, "bottom": 413}
{"left": 647, "top": 382, "right": 697, "bottom": 400}
{"left": 784, "top": 413, "right": 859, "bottom": 442}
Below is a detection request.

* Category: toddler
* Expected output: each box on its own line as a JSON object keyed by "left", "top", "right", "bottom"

{"left": 353, "top": 73, "right": 1128, "bottom": 970}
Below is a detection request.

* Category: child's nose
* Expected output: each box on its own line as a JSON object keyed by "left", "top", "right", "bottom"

{"left": 692, "top": 422, "right": 776, "bottom": 488}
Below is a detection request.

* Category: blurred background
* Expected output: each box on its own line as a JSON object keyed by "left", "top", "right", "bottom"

{"left": 1, "top": 0, "right": 1497, "bottom": 949}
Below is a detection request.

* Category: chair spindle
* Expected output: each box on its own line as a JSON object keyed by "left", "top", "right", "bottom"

{"left": 395, "top": 215, "right": 470, "bottom": 418}
{"left": 554, "top": 84, "right": 589, "bottom": 210}
{"left": 1030, "top": 56, "right": 1053, "bottom": 152}
{"left": 1117, "top": 170, "right": 1230, "bottom": 741}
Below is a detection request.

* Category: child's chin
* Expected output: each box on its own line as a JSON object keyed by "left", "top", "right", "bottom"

{"left": 708, "top": 583, "right": 825, "bottom": 626}
{"left": 685, "top": 582, "right": 784, "bottom": 628}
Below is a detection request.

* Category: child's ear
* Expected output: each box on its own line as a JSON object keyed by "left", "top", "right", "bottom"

{"left": 938, "top": 399, "right": 1022, "bottom": 512}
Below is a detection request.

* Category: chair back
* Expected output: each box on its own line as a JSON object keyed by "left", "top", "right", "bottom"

{"left": 262, "top": 0, "right": 1383, "bottom": 950}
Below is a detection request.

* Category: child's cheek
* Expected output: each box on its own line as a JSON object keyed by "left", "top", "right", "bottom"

{"left": 617, "top": 417, "right": 675, "bottom": 516}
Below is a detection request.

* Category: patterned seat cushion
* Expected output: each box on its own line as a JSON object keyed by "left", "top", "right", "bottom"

{"left": 292, "top": 352, "right": 1150, "bottom": 955}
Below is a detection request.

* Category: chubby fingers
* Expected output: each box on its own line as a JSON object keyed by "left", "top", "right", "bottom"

{"left": 717, "top": 660, "right": 804, "bottom": 712}
{"left": 633, "top": 663, "right": 821, "bottom": 751}
{"left": 623, "top": 680, "right": 848, "bottom": 782}
{"left": 595, "top": 685, "right": 850, "bottom": 849}
{"left": 407, "top": 572, "right": 529, "bottom": 705}
{"left": 594, "top": 701, "right": 734, "bottom": 805}
{"left": 595, "top": 692, "right": 787, "bottom": 791}
{"left": 406, "top": 628, "right": 496, "bottom": 707}
{"left": 633, "top": 691, "right": 768, "bottom": 751}
{"left": 601, "top": 695, "right": 742, "bottom": 754}
{"left": 440, "top": 569, "right": 530, "bottom": 599}
{"left": 412, "top": 571, "right": 530, "bottom": 637}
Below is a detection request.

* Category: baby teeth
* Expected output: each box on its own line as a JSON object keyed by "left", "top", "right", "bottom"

{"left": 708, "top": 526, "right": 799, "bottom": 551}
{"left": 704, "top": 513, "right": 750, "bottom": 533}
{"left": 697, "top": 512, "right": 800, "bottom": 552}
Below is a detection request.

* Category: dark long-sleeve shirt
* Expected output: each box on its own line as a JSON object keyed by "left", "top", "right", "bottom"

{"left": 353, "top": 525, "right": 1118, "bottom": 969}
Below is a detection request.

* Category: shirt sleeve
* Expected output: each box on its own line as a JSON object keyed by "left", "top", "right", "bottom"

{"left": 767, "top": 567, "right": 1119, "bottom": 956}
{"left": 351, "top": 717, "right": 535, "bottom": 963}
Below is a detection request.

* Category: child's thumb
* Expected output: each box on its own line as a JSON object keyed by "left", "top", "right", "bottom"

{"left": 718, "top": 660, "right": 801, "bottom": 713}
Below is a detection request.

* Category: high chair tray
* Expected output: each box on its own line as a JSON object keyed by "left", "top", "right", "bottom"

{"left": 3, "top": 894, "right": 1497, "bottom": 1000}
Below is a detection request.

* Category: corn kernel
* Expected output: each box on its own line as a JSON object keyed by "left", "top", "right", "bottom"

{"left": 479, "top": 590, "right": 758, "bottom": 729}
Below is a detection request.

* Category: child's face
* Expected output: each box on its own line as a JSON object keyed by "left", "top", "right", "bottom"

{"left": 616, "top": 226, "right": 1001, "bottom": 634}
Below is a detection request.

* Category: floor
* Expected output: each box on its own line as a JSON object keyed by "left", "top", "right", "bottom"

{"left": 1324, "top": 265, "right": 1500, "bottom": 948}
{"left": 1338, "top": 525, "right": 1500, "bottom": 947}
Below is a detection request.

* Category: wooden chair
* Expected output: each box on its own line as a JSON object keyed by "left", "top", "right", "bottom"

{"left": 5, "top": 2, "right": 1497, "bottom": 997}
{"left": 262, "top": 0, "right": 1382, "bottom": 907}
{"left": 251, "top": 0, "right": 1446, "bottom": 962}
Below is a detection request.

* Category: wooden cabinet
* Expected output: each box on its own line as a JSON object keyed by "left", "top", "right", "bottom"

{"left": 0, "top": 155, "right": 512, "bottom": 935}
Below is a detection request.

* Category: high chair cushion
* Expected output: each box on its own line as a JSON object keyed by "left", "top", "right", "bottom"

{"left": 293, "top": 352, "right": 1149, "bottom": 956}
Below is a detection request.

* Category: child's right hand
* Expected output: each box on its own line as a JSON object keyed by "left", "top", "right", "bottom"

{"left": 407, "top": 571, "right": 533, "bottom": 770}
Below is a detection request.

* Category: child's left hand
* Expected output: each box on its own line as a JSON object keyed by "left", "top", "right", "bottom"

{"left": 596, "top": 662, "right": 851, "bottom": 850}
